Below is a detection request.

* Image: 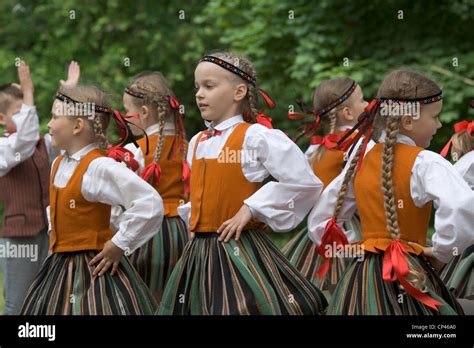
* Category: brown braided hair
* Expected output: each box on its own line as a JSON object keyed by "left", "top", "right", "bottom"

{"left": 309, "top": 77, "right": 356, "bottom": 164}
{"left": 57, "top": 85, "right": 111, "bottom": 149}
{"left": 128, "top": 72, "right": 185, "bottom": 184}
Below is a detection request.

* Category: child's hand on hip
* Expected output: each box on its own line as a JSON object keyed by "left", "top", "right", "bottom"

{"left": 89, "top": 240, "right": 124, "bottom": 276}
{"left": 217, "top": 204, "right": 253, "bottom": 243}
{"left": 408, "top": 242, "right": 445, "bottom": 272}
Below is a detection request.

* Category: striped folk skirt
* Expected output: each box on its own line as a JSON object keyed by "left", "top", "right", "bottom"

{"left": 158, "top": 230, "right": 328, "bottom": 315}
{"left": 282, "top": 217, "right": 362, "bottom": 292}
{"left": 128, "top": 216, "right": 189, "bottom": 303}
{"left": 327, "top": 251, "right": 463, "bottom": 315}
{"left": 20, "top": 251, "right": 158, "bottom": 315}
{"left": 440, "top": 244, "right": 473, "bottom": 299}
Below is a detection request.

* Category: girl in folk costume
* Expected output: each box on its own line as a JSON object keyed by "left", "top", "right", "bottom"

{"left": 21, "top": 85, "right": 163, "bottom": 315}
{"left": 158, "top": 52, "right": 328, "bottom": 315}
{"left": 283, "top": 78, "right": 368, "bottom": 293}
{"left": 439, "top": 117, "right": 474, "bottom": 309}
{"left": 117, "top": 72, "right": 189, "bottom": 302}
{"left": 308, "top": 69, "right": 474, "bottom": 315}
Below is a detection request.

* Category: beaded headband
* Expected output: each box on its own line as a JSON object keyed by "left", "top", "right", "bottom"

{"left": 315, "top": 81, "right": 357, "bottom": 117}
{"left": 200, "top": 55, "right": 257, "bottom": 86}
{"left": 124, "top": 86, "right": 146, "bottom": 99}
{"left": 378, "top": 91, "right": 443, "bottom": 105}
{"left": 55, "top": 92, "right": 112, "bottom": 115}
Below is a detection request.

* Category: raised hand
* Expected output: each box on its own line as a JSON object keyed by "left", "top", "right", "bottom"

{"left": 60, "top": 60, "right": 80, "bottom": 88}
{"left": 17, "top": 60, "right": 34, "bottom": 106}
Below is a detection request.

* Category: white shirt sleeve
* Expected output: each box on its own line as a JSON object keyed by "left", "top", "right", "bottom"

{"left": 242, "top": 124, "right": 323, "bottom": 232}
{"left": 0, "top": 104, "right": 40, "bottom": 176}
{"left": 82, "top": 157, "right": 164, "bottom": 255}
{"left": 411, "top": 150, "right": 474, "bottom": 263}
{"left": 307, "top": 138, "right": 376, "bottom": 245}
{"left": 305, "top": 144, "right": 320, "bottom": 159}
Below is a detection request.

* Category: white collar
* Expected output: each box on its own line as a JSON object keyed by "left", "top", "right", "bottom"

{"left": 146, "top": 121, "right": 175, "bottom": 136}
{"left": 206, "top": 115, "right": 244, "bottom": 131}
{"left": 66, "top": 143, "right": 99, "bottom": 161}
{"left": 379, "top": 131, "right": 417, "bottom": 146}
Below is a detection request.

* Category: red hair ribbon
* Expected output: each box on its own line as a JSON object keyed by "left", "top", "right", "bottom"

{"left": 382, "top": 239, "right": 443, "bottom": 311}
{"left": 141, "top": 162, "right": 161, "bottom": 184}
{"left": 288, "top": 100, "right": 321, "bottom": 144}
{"left": 255, "top": 114, "right": 273, "bottom": 129}
{"left": 440, "top": 120, "right": 474, "bottom": 157}
{"left": 310, "top": 133, "right": 341, "bottom": 149}
{"left": 315, "top": 216, "right": 349, "bottom": 279}
{"left": 257, "top": 88, "right": 276, "bottom": 110}
{"left": 337, "top": 98, "right": 381, "bottom": 170}
{"left": 106, "top": 145, "right": 139, "bottom": 172}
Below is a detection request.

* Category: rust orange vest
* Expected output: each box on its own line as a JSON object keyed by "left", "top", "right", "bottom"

{"left": 49, "top": 149, "right": 114, "bottom": 253}
{"left": 137, "top": 135, "right": 188, "bottom": 217}
{"left": 354, "top": 143, "right": 432, "bottom": 254}
{"left": 189, "top": 123, "right": 263, "bottom": 232}
{"left": 311, "top": 131, "right": 348, "bottom": 189}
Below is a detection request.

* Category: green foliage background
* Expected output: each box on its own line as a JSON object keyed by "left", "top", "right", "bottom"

{"left": 1, "top": 0, "right": 473, "bottom": 148}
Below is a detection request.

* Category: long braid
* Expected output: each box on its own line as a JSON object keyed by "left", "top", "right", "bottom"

{"left": 92, "top": 113, "right": 108, "bottom": 149}
{"left": 381, "top": 116, "right": 401, "bottom": 239}
{"left": 382, "top": 116, "right": 428, "bottom": 291}
{"left": 247, "top": 84, "right": 259, "bottom": 118}
{"left": 310, "top": 109, "right": 338, "bottom": 164}
{"left": 332, "top": 139, "right": 365, "bottom": 217}
{"left": 152, "top": 96, "right": 168, "bottom": 165}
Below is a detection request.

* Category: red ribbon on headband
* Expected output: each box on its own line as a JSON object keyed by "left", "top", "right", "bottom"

{"left": 440, "top": 120, "right": 474, "bottom": 157}
{"left": 382, "top": 240, "right": 443, "bottom": 311}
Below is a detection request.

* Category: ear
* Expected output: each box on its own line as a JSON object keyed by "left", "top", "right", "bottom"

{"left": 339, "top": 106, "right": 355, "bottom": 122}
{"left": 72, "top": 117, "right": 86, "bottom": 136}
{"left": 400, "top": 115, "right": 414, "bottom": 131}
{"left": 141, "top": 105, "right": 150, "bottom": 121}
{"left": 234, "top": 83, "right": 248, "bottom": 102}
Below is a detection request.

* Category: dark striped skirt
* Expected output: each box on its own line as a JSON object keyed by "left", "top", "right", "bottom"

{"left": 440, "top": 244, "right": 473, "bottom": 299}
{"left": 20, "top": 251, "right": 158, "bottom": 315}
{"left": 157, "top": 230, "right": 328, "bottom": 315}
{"left": 327, "top": 251, "right": 463, "bottom": 315}
{"left": 128, "top": 216, "right": 189, "bottom": 302}
{"left": 282, "top": 217, "right": 362, "bottom": 293}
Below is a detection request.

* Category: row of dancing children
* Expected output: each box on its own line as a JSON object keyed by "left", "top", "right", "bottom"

{"left": 1, "top": 53, "right": 472, "bottom": 315}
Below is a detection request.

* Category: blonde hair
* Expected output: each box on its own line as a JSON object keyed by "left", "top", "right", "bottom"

{"left": 0, "top": 84, "right": 23, "bottom": 114}
{"left": 309, "top": 77, "right": 356, "bottom": 164}
{"left": 57, "top": 85, "right": 111, "bottom": 149}
{"left": 206, "top": 51, "right": 260, "bottom": 120}
{"left": 333, "top": 69, "right": 441, "bottom": 292}
{"left": 450, "top": 130, "right": 473, "bottom": 161}
{"left": 128, "top": 72, "right": 185, "bottom": 184}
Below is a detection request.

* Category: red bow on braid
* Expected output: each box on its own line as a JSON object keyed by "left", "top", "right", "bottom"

{"left": 253, "top": 88, "right": 276, "bottom": 129}
{"left": 108, "top": 110, "right": 148, "bottom": 171}
{"left": 383, "top": 240, "right": 443, "bottom": 311}
{"left": 440, "top": 120, "right": 474, "bottom": 157}
{"left": 337, "top": 98, "right": 381, "bottom": 171}
{"left": 315, "top": 216, "right": 349, "bottom": 279}
{"left": 288, "top": 99, "right": 321, "bottom": 143}
{"left": 170, "top": 95, "right": 191, "bottom": 193}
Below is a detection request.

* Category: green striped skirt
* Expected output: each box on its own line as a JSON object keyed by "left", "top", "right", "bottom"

{"left": 282, "top": 216, "right": 362, "bottom": 292}
{"left": 128, "top": 216, "right": 189, "bottom": 303}
{"left": 327, "top": 251, "right": 463, "bottom": 315}
{"left": 158, "top": 230, "right": 328, "bottom": 315}
{"left": 440, "top": 244, "right": 473, "bottom": 299}
{"left": 20, "top": 251, "right": 158, "bottom": 315}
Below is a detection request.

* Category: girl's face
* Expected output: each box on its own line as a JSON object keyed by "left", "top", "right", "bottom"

{"left": 194, "top": 62, "right": 244, "bottom": 124}
{"left": 122, "top": 93, "right": 144, "bottom": 136}
{"left": 48, "top": 100, "right": 78, "bottom": 149}
{"left": 346, "top": 85, "right": 368, "bottom": 121}
{"left": 403, "top": 100, "right": 443, "bottom": 148}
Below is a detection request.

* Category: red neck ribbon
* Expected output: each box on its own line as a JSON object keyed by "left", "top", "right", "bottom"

{"left": 310, "top": 133, "right": 342, "bottom": 149}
